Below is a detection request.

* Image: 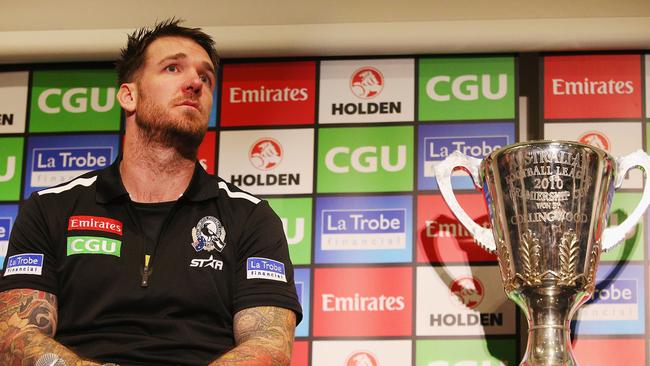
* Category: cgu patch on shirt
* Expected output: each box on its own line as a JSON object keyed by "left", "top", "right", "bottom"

{"left": 4, "top": 253, "right": 44, "bottom": 276}
{"left": 246, "top": 257, "right": 287, "bottom": 282}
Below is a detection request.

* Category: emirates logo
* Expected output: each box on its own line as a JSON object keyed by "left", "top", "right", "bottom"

{"left": 346, "top": 351, "right": 378, "bottom": 366}
{"left": 450, "top": 276, "right": 484, "bottom": 309}
{"left": 350, "top": 67, "right": 384, "bottom": 99}
{"left": 249, "top": 138, "right": 283, "bottom": 171}
{"left": 578, "top": 131, "right": 610, "bottom": 151}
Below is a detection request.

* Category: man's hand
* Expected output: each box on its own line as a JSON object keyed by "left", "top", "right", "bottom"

{"left": 210, "top": 306, "right": 296, "bottom": 366}
{"left": 0, "top": 288, "right": 101, "bottom": 366}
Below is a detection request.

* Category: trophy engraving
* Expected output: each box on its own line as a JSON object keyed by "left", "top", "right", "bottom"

{"left": 435, "top": 141, "right": 650, "bottom": 366}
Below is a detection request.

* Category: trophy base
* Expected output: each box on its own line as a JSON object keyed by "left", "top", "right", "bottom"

{"left": 512, "top": 285, "right": 588, "bottom": 366}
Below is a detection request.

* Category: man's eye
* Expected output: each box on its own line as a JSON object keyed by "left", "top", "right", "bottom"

{"left": 166, "top": 65, "right": 178, "bottom": 72}
{"left": 200, "top": 74, "right": 211, "bottom": 84}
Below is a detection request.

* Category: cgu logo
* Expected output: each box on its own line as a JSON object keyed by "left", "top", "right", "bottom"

{"left": 249, "top": 138, "right": 283, "bottom": 171}
{"left": 426, "top": 74, "right": 508, "bottom": 101}
{"left": 578, "top": 131, "right": 610, "bottom": 151}
{"left": 346, "top": 351, "right": 378, "bottom": 366}
{"left": 428, "top": 362, "right": 506, "bottom": 366}
{"left": 450, "top": 277, "right": 484, "bottom": 309}
{"left": 281, "top": 217, "right": 304, "bottom": 245}
{"left": 0, "top": 156, "right": 16, "bottom": 182}
{"left": 67, "top": 236, "right": 121, "bottom": 256}
{"left": 38, "top": 87, "right": 116, "bottom": 114}
{"left": 325, "top": 145, "right": 406, "bottom": 173}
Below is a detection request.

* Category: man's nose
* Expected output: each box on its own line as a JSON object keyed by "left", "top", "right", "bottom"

{"left": 185, "top": 72, "right": 203, "bottom": 94}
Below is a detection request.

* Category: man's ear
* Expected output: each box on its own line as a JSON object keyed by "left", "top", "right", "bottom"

{"left": 117, "top": 83, "right": 137, "bottom": 113}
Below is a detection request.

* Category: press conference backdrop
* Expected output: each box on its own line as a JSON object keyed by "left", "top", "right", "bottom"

{"left": 0, "top": 53, "right": 648, "bottom": 365}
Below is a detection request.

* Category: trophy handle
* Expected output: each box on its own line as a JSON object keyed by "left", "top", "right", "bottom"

{"left": 434, "top": 151, "right": 496, "bottom": 253}
{"left": 602, "top": 150, "right": 650, "bottom": 251}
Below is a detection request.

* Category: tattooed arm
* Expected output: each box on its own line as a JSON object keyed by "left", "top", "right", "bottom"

{"left": 0, "top": 288, "right": 101, "bottom": 366}
{"left": 210, "top": 306, "right": 296, "bottom": 366}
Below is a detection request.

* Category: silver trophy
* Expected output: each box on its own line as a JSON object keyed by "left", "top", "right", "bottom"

{"left": 434, "top": 140, "right": 650, "bottom": 366}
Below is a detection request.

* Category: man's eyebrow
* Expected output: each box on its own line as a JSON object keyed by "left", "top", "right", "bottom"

{"left": 158, "top": 52, "right": 187, "bottom": 65}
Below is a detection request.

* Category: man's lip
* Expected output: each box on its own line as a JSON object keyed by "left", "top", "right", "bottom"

{"left": 179, "top": 101, "right": 200, "bottom": 109}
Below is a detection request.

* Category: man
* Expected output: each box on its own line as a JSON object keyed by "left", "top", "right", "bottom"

{"left": 0, "top": 19, "right": 301, "bottom": 366}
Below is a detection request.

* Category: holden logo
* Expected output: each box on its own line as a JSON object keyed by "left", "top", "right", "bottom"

{"left": 350, "top": 67, "right": 384, "bottom": 99}
{"left": 578, "top": 131, "right": 610, "bottom": 151}
{"left": 450, "top": 276, "right": 484, "bottom": 309}
{"left": 249, "top": 138, "right": 282, "bottom": 171}
{"left": 346, "top": 351, "right": 378, "bottom": 366}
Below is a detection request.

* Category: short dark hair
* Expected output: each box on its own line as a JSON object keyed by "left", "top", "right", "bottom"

{"left": 116, "top": 18, "right": 220, "bottom": 85}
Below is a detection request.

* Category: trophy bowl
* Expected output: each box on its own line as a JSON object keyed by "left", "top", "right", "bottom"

{"left": 434, "top": 140, "right": 650, "bottom": 366}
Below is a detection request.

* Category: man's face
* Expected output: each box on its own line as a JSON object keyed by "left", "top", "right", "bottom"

{"left": 133, "top": 36, "right": 216, "bottom": 156}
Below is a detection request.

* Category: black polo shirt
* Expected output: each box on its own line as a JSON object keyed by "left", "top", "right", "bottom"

{"left": 0, "top": 159, "right": 302, "bottom": 366}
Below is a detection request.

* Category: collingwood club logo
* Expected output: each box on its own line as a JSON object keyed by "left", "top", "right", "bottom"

{"left": 578, "top": 131, "right": 610, "bottom": 151}
{"left": 350, "top": 67, "right": 384, "bottom": 99}
{"left": 249, "top": 138, "right": 283, "bottom": 170}
{"left": 191, "top": 216, "right": 226, "bottom": 252}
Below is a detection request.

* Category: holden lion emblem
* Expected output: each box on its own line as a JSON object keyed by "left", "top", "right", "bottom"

{"left": 191, "top": 216, "right": 226, "bottom": 252}
{"left": 449, "top": 276, "right": 484, "bottom": 309}
{"left": 345, "top": 351, "right": 378, "bottom": 366}
{"left": 249, "top": 138, "right": 283, "bottom": 171}
{"left": 350, "top": 67, "right": 384, "bottom": 99}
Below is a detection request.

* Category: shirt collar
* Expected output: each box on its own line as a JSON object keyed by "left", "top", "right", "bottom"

{"left": 96, "top": 156, "right": 219, "bottom": 203}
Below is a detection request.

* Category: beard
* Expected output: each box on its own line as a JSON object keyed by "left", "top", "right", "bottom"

{"left": 135, "top": 95, "right": 208, "bottom": 160}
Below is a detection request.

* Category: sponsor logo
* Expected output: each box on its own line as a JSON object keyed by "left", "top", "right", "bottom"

{"left": 551, "top": 78, "right": 634, "bottom": 96}
{"left": 220, "top": 61, "right": 316, "bottom": 126}
{"left": 426, "top": 74, "right": 508, "bottom": 101}
{"left": 351, "top": 67, "right": 384, "bottom": 99}
{"left": 346, "top": 351, "right": 378, "bottom": 366}
{"left": 229, "top": 85, "right": 309, "bottom": 103}
{"left": 282, "top": 217, "right": 305, "bottom": 245}
{"left": 221, "top": 129, "right": 312, "bottom": 194}
{"left": 316, "top": 196, "right": 412, "bottom": 264}
{"left": 37, "top": 87, "right": 115, "bottom": 114}
{"left": 318, "top": 126, "right": 413, "bottom": 193}
{"left": 418, "top": 57, "right": 515, "bottom": 120}
{"left": 246, "top": 257, "right": 287, "bottom": 282}
{"left": 578, "top": 131, "right": 610, "bottom": 151}
{"left": 0, "top": 206, "right": 18, "bottom": 270}
{"left": 4, "top": 253, "right": 44, "bottom": 276}
{"left": 68, "top": 216, "right": 122, "bottom": 235}
{"left": 30, "top": 70, "right": 120, "bottom": 132}
{"left": 249, "top": 138, "right": 283, "bottom": 170}
{"left": 189, "top": 255, "right": 224, "bottom": 270}
{"left": 66, "top": 236, "right": 121, "bottom": 256}
{"left": 197, "top": 131, "right": 216, "bottom": 174}
{"left": 330, "top": 67, "right": 400, "bottom": 116}
{"left": 191, "top": 216, "right": 226, "bottom": 252}
{"left": 544, "top": 55, "right": 642, "bottom": 119}
{"left": 321, "top": 208, "right": 406, "bottom": 250}
{"left": 31, "top": 147, "right": 112, "bottom": 188}
{"left": 294, "top": 268, "right": 312, "bottom": 337}
{"left": 586, "top": 280, "right": 636, "bottom": 305}
{"left": 313, "top": 267, "right": 412, "bottom": 337}
{"left": 325, "top": 145, "right": 407, "bottom": 174}
{"left": 424, "top": 136, "right": 505, "bottom": 161}
{"left": 450, "top": 277, "right": 484, "bottom": 309}
{"left": 322, "top": 292, "right": 406, "bottom": 312}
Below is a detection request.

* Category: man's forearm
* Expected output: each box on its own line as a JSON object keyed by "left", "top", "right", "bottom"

{"left": 0, "top": 289, "right": 101, "bottom": 366}
{"left": 209, "top": 306, "right": 295, "bottom": 366}
{"left": 1, "top": 326, "right": 101, "bottom": 366}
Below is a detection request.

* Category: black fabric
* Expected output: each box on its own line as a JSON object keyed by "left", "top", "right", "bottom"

{"left": 0, "top": 159, "right": 302, "bottom": 366}
{"left": 129, "top": 201, "right": 175, "bottom": 255}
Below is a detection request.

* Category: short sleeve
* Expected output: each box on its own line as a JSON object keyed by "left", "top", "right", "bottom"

{"left": 0, "top": 193, "right": 59, "bottom": 295}
{"left": 232, "top": 200, "right": 303, "bottom": 324}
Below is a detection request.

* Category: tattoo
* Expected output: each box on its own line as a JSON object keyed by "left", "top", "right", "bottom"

{"left": 212, "top": 306, "right": 296, "bottom": 366}
{"left": 0, "top": 289, "right": 97, "bottom": 366}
